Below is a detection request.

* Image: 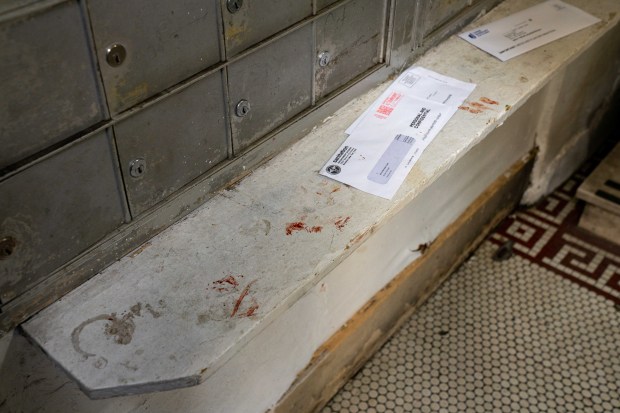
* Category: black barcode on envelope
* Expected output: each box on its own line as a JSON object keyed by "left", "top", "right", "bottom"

{"left": 368, "top": 134, "right": 415, "bottom": 184}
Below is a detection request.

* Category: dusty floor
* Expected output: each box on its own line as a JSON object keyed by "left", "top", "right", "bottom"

{"left": 322, "top": 148, "right": 620, "bottom": 413}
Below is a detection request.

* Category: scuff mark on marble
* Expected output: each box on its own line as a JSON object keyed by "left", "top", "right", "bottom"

{"left": 145, "top": 303, "right": 162, "bottom": 318}
{"left": 72, "top": 314, "right": 115, "bottom": 358}
{"left": 71, "top": 301, "right": 164, "bottom": 367}
{"left": 104, "top": 313, "right": 136, "bottom": 345}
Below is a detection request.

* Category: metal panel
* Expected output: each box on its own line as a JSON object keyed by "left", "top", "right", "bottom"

{"left": 0, "top": 130, "right": 126, "bottom": 303}
{"left": 87, "top": 0, "right": 222, "bottom": 115}
{"left": 0, "top": 1, "right": 106, "bottom": 170}
{"left": 115, "top": 71, "right": 229, "bottom": 216}
{"left": 315, "top": 0, "right": 340, "bottom": 11}
{"left": 315, "top": 0, "right": 385, "bottom": 99}
{"left": 222, "top": 0, "right": 311, "bottom": 56}
{"left": 423, "top": 0, "right": 472, "bottom": 37}
{"left": 228, "top": 25, "right": 313, "bottom": 152}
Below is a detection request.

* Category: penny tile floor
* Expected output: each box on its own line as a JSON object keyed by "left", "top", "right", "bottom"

{"left": 322, "top": 147, "right": 620, "bottom": 413}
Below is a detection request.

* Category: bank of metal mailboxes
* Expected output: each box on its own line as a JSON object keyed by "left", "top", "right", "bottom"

{"left": 0, "top": 0, "right": 388, "bottom": 323}
{"left": 1, "top": 0, "right": 500, "bottom": 331}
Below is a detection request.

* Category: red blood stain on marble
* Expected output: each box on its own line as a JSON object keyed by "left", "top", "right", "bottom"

{"left": 480, "top": 97, "right": 499, "bottom": 105}
{"left": 286, "top": 222, "right": 323, "bottom": 235}
{"left": 215, "top": 275, "right": 239, "bottom": 287}
{"left": 245, "top": 304, "right": 259, "bottom": 317}
{"left": 286, "top": 222, "right": 307, "bottom": 235}
{"left": 211, "top": 275, "right": 244, "bottom": 293}
{"left": 459, "top": 106, "right": 483, "bottom": 114}
{"left": 470, "top": 101, "right": 488, "bottom": 108}
{"left": 231, "top": 281, "right": 256, "bottom": 318}
{"left": 334, "top": 217, "right": 351, "bottom": 231}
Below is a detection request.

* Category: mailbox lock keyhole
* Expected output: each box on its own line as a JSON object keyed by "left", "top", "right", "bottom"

{"left": 235, "top": 100, "right": 251, "bottom": 117}
{"left": 0, "top": 236, "right": 16, "bottom": 260}
{"left": 129, "top": 158, "right": 146, "bottom": 178}
{"left": 106, "top": 44, "right": 127, "bottom": 67}
{"left": 227, "top": 0, "right": 243, "bottom": 13}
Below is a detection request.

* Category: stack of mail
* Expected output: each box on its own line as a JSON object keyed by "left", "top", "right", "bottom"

{"left": 321, "top": 67, "right": 475, "bottom": 199}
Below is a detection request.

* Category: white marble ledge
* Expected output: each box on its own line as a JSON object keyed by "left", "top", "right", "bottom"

{"left": 22, "top": 0, "right": 620, "bottom": 398}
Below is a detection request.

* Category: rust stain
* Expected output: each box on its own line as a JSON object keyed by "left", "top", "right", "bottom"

{"left": 130, "top": 242, "right": 152, "bottom": 258}
{"left": 231, "top": 281, "right": 256, "bottom": 318}
{"left": 480, "top": 97, "right": 499, "bottom": 105}
{"left": 308, "top": 226, "right": 323, "bottom": 233}
{"left": 226, "top": 23, "right": 246, "bottom": 40}
{"left": 331, "top": 187, "right": 341, "bottom": 193}
{"left": 120, "top": 82, "right": 149, "bottom": 106}
{"left": 334, "top": 217, "right": 351, "bottom": 231}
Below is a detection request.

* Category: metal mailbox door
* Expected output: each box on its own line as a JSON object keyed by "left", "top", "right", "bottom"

{"left": 424, "top": 0, "right": 473, "bottom": 37}
{"left": 114, "top": 71, "right": 229, "bottom": 217}
{"left": 0, "top": 130, "right": 127, "bottom": 303}
{"left": 314, "top": 0, "right": 385, "bottom": 100}
{"left": 228, "top": 25, "right": 312, "bottom": 153}
{"left": 221, "top": 0, "right": 311, "bottom": 57}
{"left": 0, "top": 1, "right": 106, "bottom": 170}
{"left": 87, "top": 0, "right": 222, "bottom": 115}
{"left": 315, "top": 0, "right": 340, "bottom": 12}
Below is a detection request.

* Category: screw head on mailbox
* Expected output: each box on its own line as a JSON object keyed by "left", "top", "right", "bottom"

{"left": 129, "top": 158, "right": 146, "bottom": 178}
{"left": 235, "top": 99, "right": 251, "bottom": 117}
{"left": 106, "top": 44, "right": 127, "bottom": 67}
{"left": 318, "top": 51, "right": 331, "bottom": 67}
{"left": 227, "top": 0, "right": 243, "bottom": 13}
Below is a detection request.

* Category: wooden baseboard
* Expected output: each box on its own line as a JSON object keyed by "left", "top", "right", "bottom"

{"left": 271, "top": 153, "right": 535, "bottom": 413}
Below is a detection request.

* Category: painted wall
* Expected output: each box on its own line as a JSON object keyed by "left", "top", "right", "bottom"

{"left": 522, "top": 23, "right": 620, "bottom": 203}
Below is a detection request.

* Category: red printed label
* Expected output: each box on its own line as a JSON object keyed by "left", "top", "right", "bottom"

{"left": 374, "top": 92, "right": 403, "bottom": 119}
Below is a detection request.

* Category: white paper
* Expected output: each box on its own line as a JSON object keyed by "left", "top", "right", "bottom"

{"left": 459, "top": 0, "right": 600, "bottom": 61}
{"left": 346, "top": 67, "right": 475, "bottom": 135}
{"left": 320, "top": 67, "right": 475, "bottom": 199}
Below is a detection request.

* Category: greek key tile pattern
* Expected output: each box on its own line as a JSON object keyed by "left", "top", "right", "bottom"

{"left": 322, "top": 242, "right": 620, "bottom": 413}
{"left": 490, "top": 173, "right": 620, "bottom": 304}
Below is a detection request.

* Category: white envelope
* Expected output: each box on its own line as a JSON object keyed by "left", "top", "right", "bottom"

{"left": 459, "top": 0, "right": 600, "bottom": 61}
{"left": 321, "top": 67, "right": 476, "bottom": 199}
